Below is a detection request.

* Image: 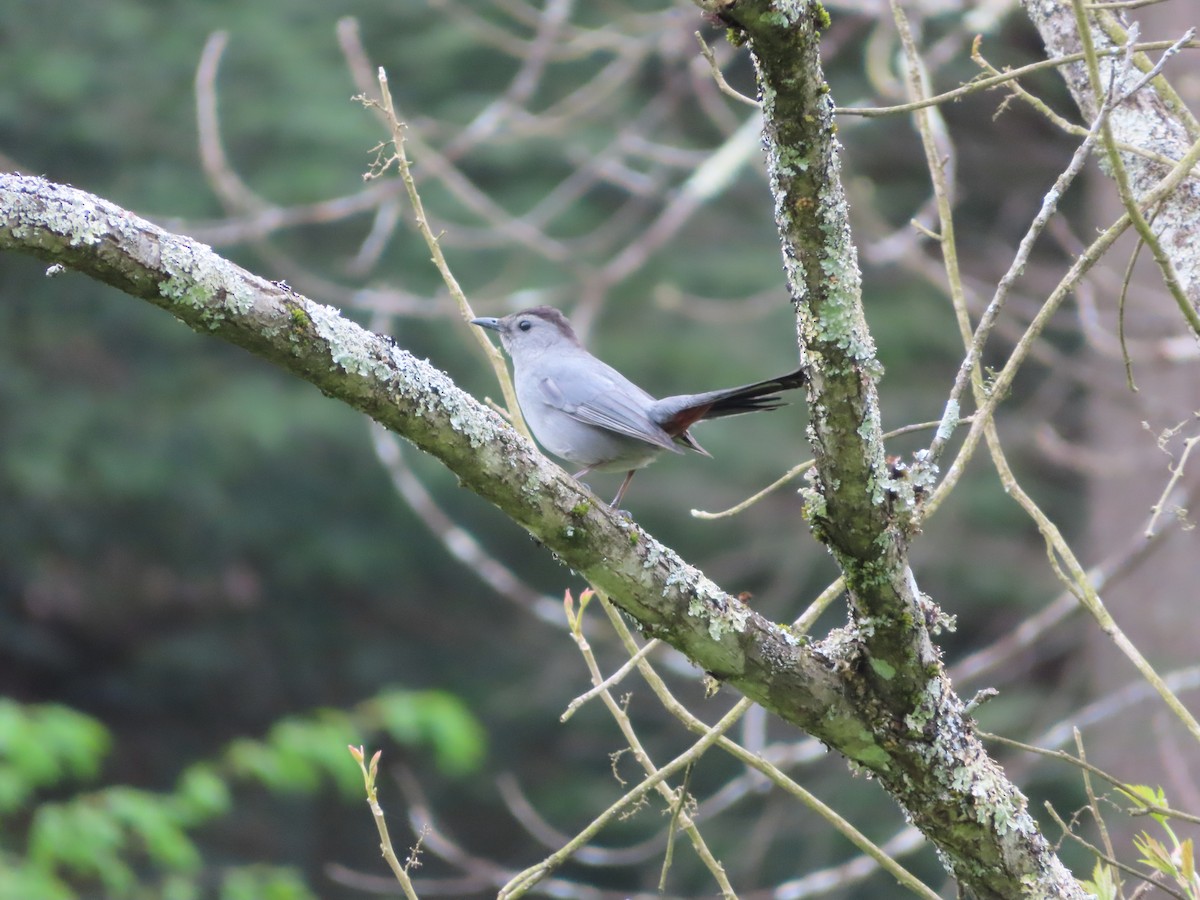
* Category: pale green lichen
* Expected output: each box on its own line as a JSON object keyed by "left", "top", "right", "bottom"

{"left": 444, "top": 392, "right": 492, "bottom": 449}
{"left": 520, "top": 466, "right": 550, "bottom": 500}
{"left": 158, "top": 240, "right": 252, "bottom": 318}
{"left": 776, "top": 626, "right": 802, "bottom": 647}
{"left": 935, "top": 399, "right": 960, "bottom": 443}
{"left": 649, "top": 549, "right": 749, "bottom": 640}
{"left": 2, "top": 177, "right": 108, "bottom": 248}
{"left": 775, "top": 144, "right": 812, "bottom": 176}
{"left": 155, "top": 234, "right": 256, "bottom": 327}
{"left": 686, "top": 592, "right": 749, "bottom": 641}
{"left": 641, "top": 542, "right": 664, "bottom": 570}
{"left": 59, "top": 208, "right": 107, "bottom": 246}
{"left": 904, "top": 677, "right": 943, "bottom": 732}
{"left": 308, "top": 302, "right": 387, "bottom": 378}
{"left": 868, "top": 657, "right": 895, "bottom": 680}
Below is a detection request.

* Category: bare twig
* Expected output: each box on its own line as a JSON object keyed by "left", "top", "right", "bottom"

{"left": 695, "top": 32, "right": 760, "bottom": 108}
{"left": 922, "top": 35, "right": 1118, "bottom": 473}
{"left": 1146, "top": 430, "right": 1199, "bottom": 537}
{"left": 349, "top": 746, "right": 423, "bottom": 900}
{"left": 692, "top": 417, "right": 968, "bottom": 520}
{"left": 834, "top": 38, "right": 1200, "bottom": 118}
{"left": 594, "top": 596, "right": 941, "bottom": 900}
{"left": 560, "top": 637, "right": 660, "bottom": 721}
{"left": 368, "top": 421, "right": 561, "bottom": 622}
{"left": 552, "top": 589, "right": 736, "bottom": 898}
{"left": 360, "top": 68, "right": 532, "bottom": 441}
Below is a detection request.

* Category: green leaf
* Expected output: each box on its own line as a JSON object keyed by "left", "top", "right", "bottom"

{"left": 0, "top": 764, "right": 33, "bottom": 813}
{"left": 1122, "top": 784, "right": 1169, "bottom": 824}
{"left": 161, "top": 872, "right": 202, "bottom": 900}
{"left": 1134, "top": 831, "right": 1174, "bottom": 876}
{"left": 0, "top": 861, "right": 74, "bottom": 900}
{"left": 103, "top": 786, "right": 201, "bottom": 872}
{"left": 225, "top": 738, "right": 287, "bottom": 791}
{"left": 174, "top": 762, "right": 232, "bottom": 824}
{"left": 220, "top": 865, "right": 318, "bottom": 900}
{"left": 371, "top": 689, "right": 486, "bottom": 776}
{"left": 0, "top": 700, "right": 110, "bottom": 789}
{"left": 28, "top": 800, "right": 135, "bottom": 893}
{"left": 418, "top": 692, "right": 488, "bottom": 776}
{"left": 265, "top": 711, "right": 360, "bottom": 795}
{"left": 36, "top": 704, "right": 111, "bottom": 781}
{"left": 1079, "top": 860, "right": 1117, "bottom": 900}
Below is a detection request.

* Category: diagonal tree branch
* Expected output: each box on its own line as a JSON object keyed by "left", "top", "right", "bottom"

{"left": 0, "top": 170, "right": 853, "bottom": 738}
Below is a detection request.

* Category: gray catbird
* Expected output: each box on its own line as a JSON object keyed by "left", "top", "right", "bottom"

{"left": 472, "top": 306, "right": 805, "bottom": 507}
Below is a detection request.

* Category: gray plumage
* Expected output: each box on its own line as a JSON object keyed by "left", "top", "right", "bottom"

{"left": 472, "top": 306, "right": 805, "bottom": 507}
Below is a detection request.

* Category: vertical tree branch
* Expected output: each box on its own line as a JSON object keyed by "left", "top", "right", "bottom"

{"left": 1023, "top": 0, "right": 1200, "bottom": 320}
{"left": 697, "top": 2, "right": 1088, "bottom": 895}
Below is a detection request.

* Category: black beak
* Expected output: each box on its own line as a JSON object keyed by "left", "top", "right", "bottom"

{"left": 471, "top": 316, "right": 502, "bottom": 331}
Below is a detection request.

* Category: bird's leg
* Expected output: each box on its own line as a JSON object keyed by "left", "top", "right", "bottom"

{"left": 569, "top": 465, "right": 596, "bottom": 498}
{"left": 571, "top": 465, "right": 636, "bottom": 509}
{"left": 610, "top": 470, "right": 637, "bottom": 509}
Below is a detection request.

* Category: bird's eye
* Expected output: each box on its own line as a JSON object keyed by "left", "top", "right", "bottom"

{"left": 518, "top": 319, "right": 532, "bottom": 332}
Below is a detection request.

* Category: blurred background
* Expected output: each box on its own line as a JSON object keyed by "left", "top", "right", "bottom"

{"left": 2, "top": 1, "right": 1198, "bottom": 897}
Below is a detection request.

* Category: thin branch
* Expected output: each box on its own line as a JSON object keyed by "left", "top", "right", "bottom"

{"left": 1086, "top": 0, "right": 1172, "bottom": 8}
{"left": 692, "top": 417, "right": 966, "bottom": 520}
{"left": 498, "top": 698, "right": 746, "bottom": 898}
{"left": 1074, "top": 730, "right": 1120, "bottom": 888}
{"left": 953, "top": 480, "right": 1197, "bottom": 685}
{"left": 992, "top": 420, "right": 1200, "bottom": 744}
{"left": 560, "top": 638, "right": 660, "bottom": 721}
{"left": 927, "top": 132, "right": 1200, "bottom": 513}
{"left": 922, "top": 37, "right": 1117, "bottom": 473}
{"left": 695, "top": 32, "right": 761, "bottom": 108}
{"left": 368, "top": 421, "right": 561, "bottom": 623}
{"left": 495, "top": 774, "right": 668, "bottom": 866}
{"left": 980, "top": 732, "right": 1200, "bottom": 826}
{"left": 349, "top": 746, "right": 423, "bottom": 900}
{"left": 361, "top": 68, "right": 533, "bottom": 442}
{"left": 558, "top": 590, "right": 735, "bottom": 897}
{"left": 1146, "top": 432, "right": 1200, "bottom": 537}
{"left": 195, "top": 32, "right": 271, "bottom": 214}
{"left": 1070, "top": 1, "right": 1200, "bottom": 334}
{"left": 834, "top": 38, "right": 1200, "bottom": 118}
{"left": 595, "top": 596, "right": 941, "bottom": 900}
{"left": 1043, "top": 802, "right": 1190, "bottom": 900}
{"left": 393, "top": 767, "right": 649, "bottom": 898}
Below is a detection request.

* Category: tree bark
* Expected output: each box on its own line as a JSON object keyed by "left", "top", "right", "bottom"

{"left": 1022, "top": 0, "right": 1200, "bottom": 308}
{"left": 1062, "top": 0, "right": 1200, "bottom": 816}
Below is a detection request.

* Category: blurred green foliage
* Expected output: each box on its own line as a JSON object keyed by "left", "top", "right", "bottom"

{"left": 0, "top": 693, "right": 484, "bottom": 898}
{"left": 0, "top": 701, "right": 109, "bottom": 813}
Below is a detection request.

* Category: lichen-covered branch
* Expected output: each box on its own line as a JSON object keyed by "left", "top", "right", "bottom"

{"left": 1022, "top": 0, "right": 1200, "bottom": 317}
{"left": 711, "top": 0, "right": 932, "bottom": 684}
{"left": 696, "top": 1, "right": 1086, "bottom": 895}
{"left": 0, "top": 169, "right": 861, "bottom": 756}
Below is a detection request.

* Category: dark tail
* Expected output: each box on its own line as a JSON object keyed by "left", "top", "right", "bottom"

{"left": 703, "top": 368, "right": 807, "bottom": 419}
{"left": 651, "top": 367, "right": 806, "bottom": 434}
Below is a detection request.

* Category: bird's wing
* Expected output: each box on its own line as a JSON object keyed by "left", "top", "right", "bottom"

{"left": 534, "top": 366, "right": 683, "bottom": 453}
